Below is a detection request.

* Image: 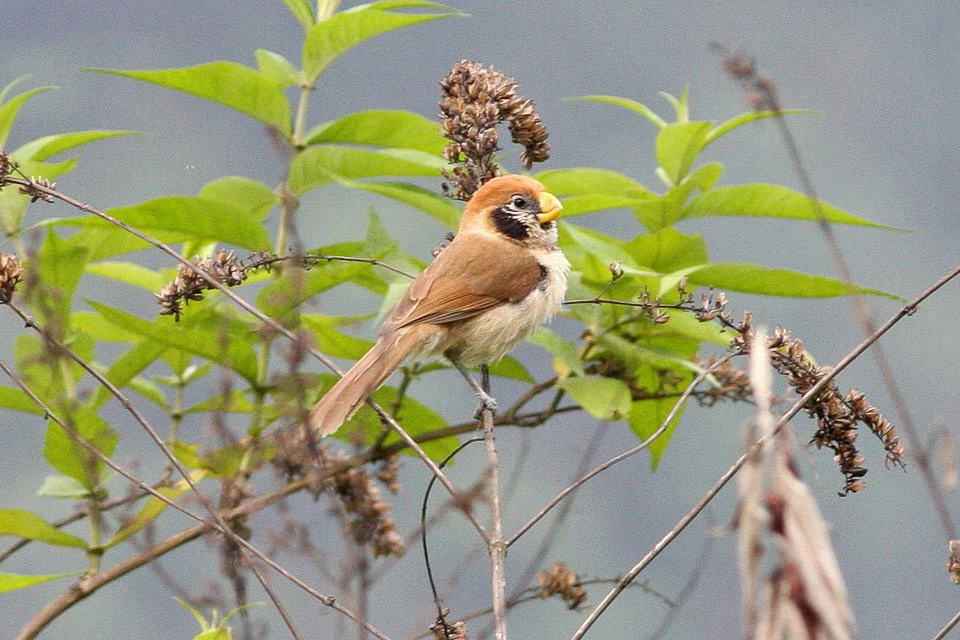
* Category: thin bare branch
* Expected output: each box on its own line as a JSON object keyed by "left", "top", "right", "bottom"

{"left": 507, "top": 355, "right": 735, "bottom": 548}
{"left": 0, "top": 176, "right": 479, "bottom": 535}
{"left": 481, "top": 366, "right": 508, "bottom": 640}
{"left": 717, "top": 46, "right": 957, "bottom": 538}
{"left": 571, "top": 263, "right": 960, "bottom": 639}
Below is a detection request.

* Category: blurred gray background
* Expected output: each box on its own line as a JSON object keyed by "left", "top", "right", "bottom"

{"left": 1, "top": 1, "right": 958, "bottom": 638}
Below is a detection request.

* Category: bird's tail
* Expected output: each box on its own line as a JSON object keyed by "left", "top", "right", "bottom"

{"left": 307, "top": 331, "right": 420, "bottom": 437}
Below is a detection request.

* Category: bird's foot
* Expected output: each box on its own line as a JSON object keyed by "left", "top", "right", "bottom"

{"left": 473, "top": 390, "right": 498, "bottom": 419}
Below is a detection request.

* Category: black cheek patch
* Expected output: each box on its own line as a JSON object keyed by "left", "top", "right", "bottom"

{"left": 493, "top": 206, "right": 530, "bottom": 240}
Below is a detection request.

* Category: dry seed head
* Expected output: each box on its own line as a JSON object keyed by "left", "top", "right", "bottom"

{"left": 538, "top": 562, "right": 587, "bottom": 609}
{"left": 0, "top": 253, "right": 24, "bottom": 303}
{"left": 439, "top": 60, "right": 550, "bottom": 199}
{"left": 156, "top": 250, "right": 249, "bottom": 321}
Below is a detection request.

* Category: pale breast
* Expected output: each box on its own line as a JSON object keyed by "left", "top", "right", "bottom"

{"left": 440, "top": 247, "right": 570, "bottom": 366}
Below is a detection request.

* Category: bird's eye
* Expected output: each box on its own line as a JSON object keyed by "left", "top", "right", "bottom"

{"left": 510, "top": 195, "right": 529, "bottom": 209}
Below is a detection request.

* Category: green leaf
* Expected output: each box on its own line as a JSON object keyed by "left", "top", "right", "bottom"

{"left": 683, "top": 184, "right": 896, "bottom": 229}
{"left": 92, "top": 340, "right": 166, "bottom": 408}
{"left": 558, "top": 376, "right": 631, "bottom": 421}
{"left": 105, "top": 473, "right": 203, "bottom": 548}
{"left": 258, "top": 260, "right": 386, "bottom": 317}
{"left": 685, "top": 263, "right": 899, "bottom": 299}
{"left": 704, "top": 109, "right": 817, "bottom": 147}
{"left": 305, "top": 109, "right": 446, "bottom": 154}
{"left": 89, "top": 302, "right": 260, "bottom": 383}
{"left": 536, "top": 167, "right": 652, "bottom": 197}
{"left": 255, "top": 49, "right": 301, "bottom": 88}
{"left": 90, "top": 63, "right": 292, "bottom": 135}
{"left": 0, "top": 85, "right": 56, "bottom": 149}
{"left": 36, "top": 475, "right": 89, "bottom": 499}
{"left": 366, "top": 386, "right": 457, "bottom": 459}
{"left": 41, "top": 226, "right": 150, "bottom": 264}
{"left": 14, "top": 332, "right": 92, "bottom": 404}
{"left": 659, "top": 87, "right": 689, "bottom": 122}
{"left": 302, "top": 1, "right": 460, "bottom": 82}
{"left": 529, "top": 327, "right": 583, "bottom": 377}
{"left": 655, "top": 121, "right": 712, "bottom": 185}
{"left": 43, "top": 408, "right": 118, "bottom": 489}
{"left": 645, "top": 309, "right": 733, "bottom": 346}
{"left": 13, "top": 130, "right": 138, "bottom": 161}
{"left": 0, "top": 572, "right": 82, "bottom": 594}
{"left": 34, "top": 230, "right": 90, "bottom": 324}
{"left": 66, "top": 196, "right": 272, "bottom": 250}
{"left": 288, "top": 146, "right": 444, "bottom": 195}
{"left": 625, "top": 227, "right": 709, "bottom": 273}
{"left": 535, "top": 168, "right": 655, "bottom": 218}
{"left": 184, "top": 390, "right": 253, "bottom": 414}
{"left": 284, "top": 0, "right": 315, "bottom": 31}
{"left": 302, "top": 314, "right": 376, "bottom": 359}
{"left": 0, "top": 75, "right": 32, "bottom": 104}
{"left": 198, "top": 177, "right": 279, "bottom": 219}
{"left": 363, "top": 209, "right": 397, "bottom": 257}
{"left": 0, "top": 385, "right": 44, "bottom": 415}
{"left": 487, "top": 355, "right": 534, "bottom": 383}
{"left": 0, "top": 509, "right": 86, "bottom": 548}
{"left": 341, "top": 179, "right": 461, "bottom": 229}
{"left": 563, "top": 95, "right": 666, "bottom": 129}
{"left": 85, "top": 261, "right": 164, "bottom": 291}
{"left": 629, "top": 393, "right": 688, "bottom": 468}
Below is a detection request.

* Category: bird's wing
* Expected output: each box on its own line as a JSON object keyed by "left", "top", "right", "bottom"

{"left": 385, "top": 232, "right": 542, "bottom": 330}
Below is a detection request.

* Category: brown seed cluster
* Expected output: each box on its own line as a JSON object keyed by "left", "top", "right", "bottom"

{"left": 746, "top": 326, "right": 905, "bottom": 495}
{"left": 330, "top": 459, "right": 405, "bottom": 558}
{"left": 438, "top": 60, "right": 550, "bottom": 200}
{"left": 271, "top": 428, "right": 405, "bottom": 558}
{"left": 156, "top": 250, "right": 247, "bottom": 321}
{"left": 537, "top": 562, "right": 587, "bottom": 609}
{"left": 0, "top": 151, "right": 11, "bottom": 180}
{"left": 18, "top": 176, "right": 57, "bottom": 203}
{"left": 0, "top": 253, "right": 24, "bottom": 303}
{"left": 700, "top": 355, "right": 754, "bottom": 406}
{"left": 712, "top": 43, "right": 781, "bottom": 112}
{"left": 739, "top": 335, "right": 854, "bottom": 640}
{"left": 430, "top": 615, "right": 467, "bottom": 640}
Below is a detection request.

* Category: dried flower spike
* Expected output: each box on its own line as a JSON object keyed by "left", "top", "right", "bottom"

{"left": 0, "top": 151, "right": 11, "bottom": 180}
{"left": 538, "top": 562, "right": 587, "bottom": 609}
{"left": 439, "top": 60, "right": 550, "bottom": 200}
{"left": 0, "top": 253, "right": 24, "bottom": 303}
{"left": 156, "top": 250, "right": 248, "bottom": 321}
{"left": 18, "top": 176, "right": 57, "bottom": 203}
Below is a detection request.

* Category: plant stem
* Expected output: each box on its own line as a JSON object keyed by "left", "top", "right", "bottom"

{"left": 481, "top": 365, "right": 508, "bottom": 640}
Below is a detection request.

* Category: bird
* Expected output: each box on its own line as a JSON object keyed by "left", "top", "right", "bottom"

{"left": 308, "top": 174, "right": 569, "bottom": 437}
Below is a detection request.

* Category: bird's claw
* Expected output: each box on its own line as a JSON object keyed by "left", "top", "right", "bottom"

{"left": 473, "top": 391, "right": 498, "bottom": 419}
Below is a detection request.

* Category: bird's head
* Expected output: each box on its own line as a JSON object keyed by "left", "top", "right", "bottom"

{"left": 459, "top": 175, "right": 563, "bottom": 248}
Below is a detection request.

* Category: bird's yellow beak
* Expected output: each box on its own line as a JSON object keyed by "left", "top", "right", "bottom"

{"left": 537, "top": 192, "right": 563, "bottom": 223}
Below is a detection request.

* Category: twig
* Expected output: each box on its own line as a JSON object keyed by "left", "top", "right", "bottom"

{"left": 13, "top": 457, "right": 395, "bottom": 639}
{"left": 480, "top": 365, "right": 509, "bottom": 640}
{"left": 933, "top": 609, "right": 960, "bottom": 640}
{"left": 1, "top": 176, "right": 479, "bottom": 535}
{"left": 648, "top": 512, "right": 715, "bottom": 639}
{"left": 247, "top": 560, "right": 303, "bottom": 640}
{"left": 0, "top": 484, "right": 159, "bottom": 565}
{"left": 421, "top": 438, "right": 483, "bottom": 635}
{"left": 3, "top": 300, "right": 302, "bottom": 637}
{"left": 505, "top": 424, "right": 606, "bottom": 611}
{"left": 571, "top": 262, "right": 960, "bottom": 639}
{"left": 507, "top": 355, "right": 734, "bottom": 548}
{"left": 717, "top": 47, "right": 957, "bottom": 538}
{"left": 769, "top": 70, "right": 956, "bottom": 538}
